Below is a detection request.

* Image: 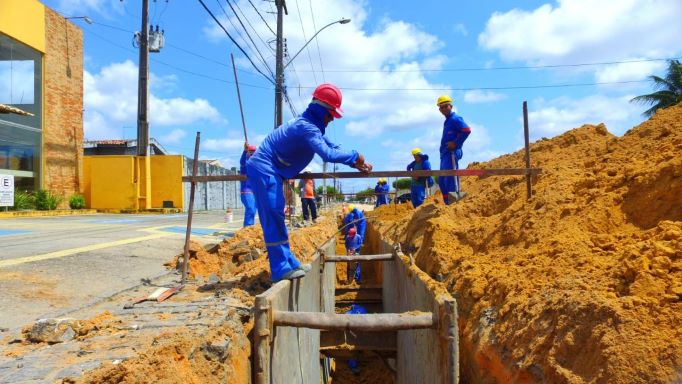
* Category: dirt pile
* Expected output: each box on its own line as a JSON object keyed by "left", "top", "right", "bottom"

{"left": 367, "top": 104, "right": 682, "bottom": 383}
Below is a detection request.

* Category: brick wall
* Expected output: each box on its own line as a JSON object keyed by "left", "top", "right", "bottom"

{"left": 42, "top": 8, "right": 83, "bottom": 203}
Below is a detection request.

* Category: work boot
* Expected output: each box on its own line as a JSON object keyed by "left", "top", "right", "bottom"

{"left": 297, "top": 263, "right": 312, "bottom": 272}
{"left": 280, "top": 269, "right": 306, "bottom": 281}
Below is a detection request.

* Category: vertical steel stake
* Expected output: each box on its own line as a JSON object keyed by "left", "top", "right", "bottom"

{"left": 523, "top": 101, "right": 532, "bottom": 199}
{"left": 181, "top": 132, "right": 201, "bottom": 284}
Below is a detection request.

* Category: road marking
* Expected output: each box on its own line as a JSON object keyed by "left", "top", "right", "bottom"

{"left": 0, "top": 233, "right": 171, "bottom": 268}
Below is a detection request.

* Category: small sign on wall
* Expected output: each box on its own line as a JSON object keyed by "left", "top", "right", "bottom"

{"left": 0, "top": 174, "right": 14, "bottom": 207}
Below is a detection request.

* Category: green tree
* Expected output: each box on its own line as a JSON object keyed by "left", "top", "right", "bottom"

{"left": 392, "top": 178, "right": 412, "bottom": 190}
{"left": 631, "top": 59, "right": 682, "bottom": 117}
{"left": 315, "top": 185, "right": 342, "bottom": 200}
{"left": 355, "top": 187, "right": 375, "bottom": 201}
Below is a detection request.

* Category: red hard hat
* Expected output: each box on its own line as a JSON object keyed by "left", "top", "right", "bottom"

{"left": 348, "top": 227, "right": 356, "bottom": 236}
{"left": 247, "top": 144, "right": 257, "bottom": 152}
{"left": 312, "top": 83, "right": 343, "bottom": 118}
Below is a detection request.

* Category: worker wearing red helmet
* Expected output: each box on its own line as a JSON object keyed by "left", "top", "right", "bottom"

{"left": 247, "top": 83, "right": 372, "bottom": 282}
{"left": 239, "top": 143, "right": 258, "bottom": 226}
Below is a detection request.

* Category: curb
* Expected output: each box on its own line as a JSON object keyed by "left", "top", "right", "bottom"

{"left": 95, "top": 208, "right": 183, "bottom": 214}
{"left": 0, "top": 209, "right": 98, "bottom": 218}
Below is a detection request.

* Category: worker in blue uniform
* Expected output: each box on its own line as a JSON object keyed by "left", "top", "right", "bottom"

{"left": 246, "top": 83, "right": 372, "bottom": 282}
{"left": 346, "top": 206, "right": 366, "bottom": 239}
{"left": 436, "top": 95, "right": 471, "bottom": 204}
{"left": 345, "top": 226, "right": 363, "bottom": 284}
{"left": 406, "top": 148, "right": 433, "bottom": 208}
{"left": 374, "top": 178, "right": 389, "bottom": 207}
{"left": 239, "top": 144, "right": 258, "bottom": 226}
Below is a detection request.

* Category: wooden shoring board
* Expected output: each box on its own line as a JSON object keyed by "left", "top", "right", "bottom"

{"left": 381, "top": 242, "right": 460, "bottom": 384}
{"left": 253, "top": 237, "right": 337, "bottom": 384}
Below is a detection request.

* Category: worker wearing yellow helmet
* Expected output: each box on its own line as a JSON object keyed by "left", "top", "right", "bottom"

{"left": 436, "top": 95, "right": 471, "bottom": 204}
{"left": 374, "top": 177, "right": 389, "bottom": 207}
{"left": 407, "top": 148, "right": 434, "bottom": 208}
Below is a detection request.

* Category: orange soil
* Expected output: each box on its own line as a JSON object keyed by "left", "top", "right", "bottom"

{"left": 367, "top": 104, "right": 682, "bottom": 383}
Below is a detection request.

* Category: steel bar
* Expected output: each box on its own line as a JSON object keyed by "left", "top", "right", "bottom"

{"left": 182, "top": 168, "right": 542, "bottom": 183}
{"left": 181, "top": 132, "right": 200, "bottom": 284}
{"left": 324, "top": 253, "right": 394, "bottom": 262}
{"left": 273, "top": 311, "right": 434, "bottom": 331}
{"left": 523, "top": 101, "right": 533, "bottom": 199}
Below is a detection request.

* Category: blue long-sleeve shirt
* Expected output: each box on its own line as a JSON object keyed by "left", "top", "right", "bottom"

{"left": 407, "top": 154, "right": 433, "bottom": 186}
{"left": 239, "top": 150, "right": 253, "bottom": 193}
{"left": 345, "top": 234, "right": 363, "bottom": 253}
{"left": 247, "top": 103, "right": 358, "bottom": 179}
{"left": 440, "top": 111, "right": 471, "bottom": 156}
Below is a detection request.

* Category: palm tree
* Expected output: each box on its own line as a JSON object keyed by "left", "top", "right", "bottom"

{"left": 631, "top": 59, "right": 682, "bottom": 117}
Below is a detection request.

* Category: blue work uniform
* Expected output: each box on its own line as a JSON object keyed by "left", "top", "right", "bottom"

{"left": 407, "top": 153, "right": 433, "bottom": 208}
{"left": 345, "top": 233, "right": 363, "bottom": 254}
{"left": 246, "top": 102, "right": 359, "bottom": 281}
{"left": 239, "top": 150, "right": 257, "bottom": 226}
{"left": 346, "top": 304, "right": 368, "bottom": 373}
{"left": 374, "top": 183, "right": 383, "bottom": 207}
{"left": 439, "top": 111, "right": 471, "bottom": 204}
{"left": 343, "top": 211, "right": 355, "bottom": 235}
{"left": 349, "top": 208, "right": 366, "bottom": 239}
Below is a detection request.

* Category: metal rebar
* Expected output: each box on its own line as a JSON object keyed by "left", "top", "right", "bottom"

{"left": 181, "top": 132, "right": 201, "bottom": 284}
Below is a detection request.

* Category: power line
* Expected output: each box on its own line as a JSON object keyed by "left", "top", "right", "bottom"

{"left": 293, "top": 0, "right": 317, "bottom": 84}
{"left": 224, "top": 0, "right": 275, "bottom": 78}
{"left": 292, "top": 57, "right": 682, "bottom": 73}
{"left": 197, "top": 0, "right": 275, "bottom": 84}
{"left": 307, "top": 0, "right": 325, "bottom": 82}
{"left": 82, "top": 28, "right": 271, "bottom": 89}
{"left": 292, "top": 79, "right": 650, "bottom": 91}
{"left": 89, "top": 20, "right": 264, "bottom": 78}
{"left": 247, "top": 0, "right": 276, "bottom": 36}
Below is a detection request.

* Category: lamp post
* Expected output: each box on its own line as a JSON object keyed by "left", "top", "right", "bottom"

{"left": 65, "top": 16, "right": 92, "bottom": 24}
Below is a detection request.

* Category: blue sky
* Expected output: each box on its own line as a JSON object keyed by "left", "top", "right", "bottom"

{"left": 42, "top": 0, "right": 682, "bottom": 193}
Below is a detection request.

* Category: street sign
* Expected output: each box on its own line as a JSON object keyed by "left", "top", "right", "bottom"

{"left": 0, "top": 174, "right": 14, "bottom": 207}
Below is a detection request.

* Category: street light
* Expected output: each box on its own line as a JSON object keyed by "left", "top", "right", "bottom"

{"left": 283, "top": 18, "right": 350, "bottom": 70}
{"left": 65, "top": 16, "right": 92, "bottom": 24}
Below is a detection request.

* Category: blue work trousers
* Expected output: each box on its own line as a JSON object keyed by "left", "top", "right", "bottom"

{"left": 246, "top": 166, "right": 301, "bottom": 281}
{"left": 438, "top": 151, "right": 460, "bottom": 203}
{"left": 240, "top": 192, "right": 257, "bottom": 227}
{"left": 356, "top": 220, "right": 366, "bottom": 239}
{"left": 410, "top": 184, "right": 426, "bottom": 208}
{"left": 301, "top": 198, "right": 317, "bottom": 221}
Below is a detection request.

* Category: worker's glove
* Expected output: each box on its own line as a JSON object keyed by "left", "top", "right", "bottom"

{"left": 354, "top": 154, "right": 373, "bottom": 173}
{"left": 446, "top": 141, "right": 456, "bottom": 150}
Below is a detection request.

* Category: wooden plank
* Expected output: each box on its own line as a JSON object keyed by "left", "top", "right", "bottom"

{"left": 325, "top": 253, "right": 394, "bottom": 262}
{"left": 273, "top": 311, "right": 434, "bottom": 331}
{"left": 182, "top": 168, "right": 543, "bottom": 182}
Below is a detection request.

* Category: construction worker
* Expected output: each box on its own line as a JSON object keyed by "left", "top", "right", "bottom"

{"left": 298, "top": 167, "right": 317, "bottom": 224}
{"left": 436, "top": 95, "right": 471, "bottom": 204}
{"left": 345, "top": 226, "right": 363, "bottom": 284}
{"left": 406, "top": 148, "right": 433, "bottom": 208}
{"left": 246, "top": 83, "right": 372, "bottom": 282}
{"left": 239, "top": 143, "right": 258, "bottom": 226}
{"left": 374, "top": 178, "right": 389, "bottom": 207}
{"left": 347, "top": 205, "right": 366, "bottom": 239}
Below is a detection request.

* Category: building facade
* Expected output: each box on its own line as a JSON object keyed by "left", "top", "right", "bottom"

{"left": 0, "top": 0, "right": 83, "bottom": 197}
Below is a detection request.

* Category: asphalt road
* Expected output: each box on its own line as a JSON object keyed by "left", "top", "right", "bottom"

{"left": 0, "top": 210, "right": 246, "bottom": 330}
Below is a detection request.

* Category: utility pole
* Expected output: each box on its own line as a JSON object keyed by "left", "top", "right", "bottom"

{"left": 136, "top": 0, "right": 150, "bottom": 156}
{"left": 274, "top": 0, "right": 287, "bottom": 128}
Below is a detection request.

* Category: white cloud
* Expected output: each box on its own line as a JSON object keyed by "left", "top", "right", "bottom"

{"left": 526, "top": 94, "right": 640, "bottom": 140}
{"left": 453, "top": 23, "right": 468, "bottom": 36}
{"left": 594, "top": 59, "right": 666, "bottom": 83}
{"left": 478, "top": 0, "right": 682, "bottom": 82}
{"left": 159, "top": 129, "right": 186, "bottom": 144}
{"left": 203, "top": 0, "right": 449, "bottom": 139}
{"left": 463, "top": 90, "right": 507, "bottom": 104}
{"left": 83, "top": 60, "right": 224, "bottom": 140}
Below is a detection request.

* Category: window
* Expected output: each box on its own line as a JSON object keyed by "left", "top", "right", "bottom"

{"left": 0, "top": 33, "right": 42, "bottom": 191}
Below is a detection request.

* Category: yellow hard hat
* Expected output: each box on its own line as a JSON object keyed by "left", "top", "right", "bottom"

{"left": 348, "top": 205, "right": 355, "bottom": 211}
{"left": 411, "top": 148, "right": 422, "bottom": 156}
{"left": 436, "top": 95, "right": 453, "bottom": 106}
